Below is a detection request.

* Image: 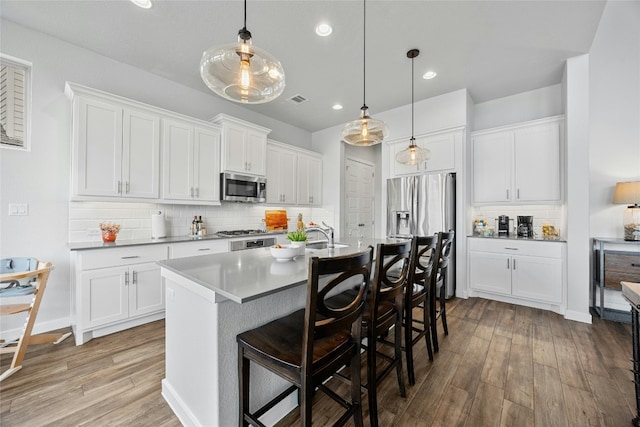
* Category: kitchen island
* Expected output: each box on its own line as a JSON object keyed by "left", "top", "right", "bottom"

{"left": 158, "top": 236, "right": 398, "bottom": 427}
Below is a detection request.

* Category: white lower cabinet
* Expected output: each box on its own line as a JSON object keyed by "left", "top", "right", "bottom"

{"left": 71, "top": 245, "right": 169, "bottom": 345}
{"left": 170, "top": 239, "right": 228, "bottom": 258}
{"left": 468, "top": 237, "right": 565, "bottom": 309}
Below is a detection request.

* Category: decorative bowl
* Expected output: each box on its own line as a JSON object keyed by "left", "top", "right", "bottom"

{"left": 269, "top": 245, "right": 300, "bottom": 261}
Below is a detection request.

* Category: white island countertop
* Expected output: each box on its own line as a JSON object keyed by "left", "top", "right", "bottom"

{"left": 158, "top": 236, "right": 397, "bottom": 303}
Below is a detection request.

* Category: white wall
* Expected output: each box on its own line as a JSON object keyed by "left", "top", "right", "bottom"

{"left": 473, "top": 84, "right": 563, "bottom": 131}
{"left": 589, "top": 1, "right": 640, "bottom": 239}
{"left": 0, "top": 19, "right": 311, "bottom": 338}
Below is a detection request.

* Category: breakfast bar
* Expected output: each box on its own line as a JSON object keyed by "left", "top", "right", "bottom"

{"left": 158, "top": 237, "right": 392, "bottom": 427}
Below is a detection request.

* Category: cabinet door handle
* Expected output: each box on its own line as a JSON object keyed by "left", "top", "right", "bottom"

{"left": 517, "top": 188, "right": 520, "bottom": 199}
{"left": 195, "top": 187, "right": 199, "bottom": 198}
{"left": 118, "top": 181, "right": 122, "bottom": 194}
{"left": 121, "top": 256, "right": 140, "bottom": 259}
{"left": 198, "top": 248, "right": 211, "bottom": 251}
{"left": 132, "top": 271, "right": 137, "bottom": 284}
{"left": 126, "top": 181, "right": 130, "bottom": 194}
{"left": 513, "top": 259, "right": 516, "bottom": 270}
{"left": 247, "top": 161, "right": 251, "bottom": 171}
{"left": 124, "top": 271, "right": 129, "bottom": 285}
{"left": 504, "top": 247, "right": 518, "bottom": 251}
{"left": 310, "top": 196, "right": 313, "bottom": 203}
{"left": 507, "top": 259, "right": 510, "bottom": 269}
{"left": 506, "top": 189, "right": 509, "bottom": 199}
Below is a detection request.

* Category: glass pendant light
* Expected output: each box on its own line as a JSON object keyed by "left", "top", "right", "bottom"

{"left": 341, "top": 0, "right": 388, "bottom": 146}
{"left": 396, "top": 49, "right": 430, "bottom": 165}
{"left": 200, "top": 0, "right": 285, "bottom": 104}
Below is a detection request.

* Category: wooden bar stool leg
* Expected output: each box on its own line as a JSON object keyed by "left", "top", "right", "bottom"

{"left": 394, "top": 315, "right": 406, "bottom": 398}
{"left": 440, "top": 285, "right": 448, "bottom": 335}
{"left": 423, "top": 303, "right": 434, "bottom": 362}
{"left": 405, "top": 309, "right": 416, "bottom": 385}
{"left": 351, "top": 350, "right": 364, "bottom": 427}
{"left": 238, "top": 347, "right": 250, "bottom": 427}
{"left": 367, "top": 337, "right": 379, "bottom": 427}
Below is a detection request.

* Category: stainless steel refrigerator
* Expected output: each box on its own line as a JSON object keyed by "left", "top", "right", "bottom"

{"left": 387, "top": 172, "right": 456, "bottom": 298}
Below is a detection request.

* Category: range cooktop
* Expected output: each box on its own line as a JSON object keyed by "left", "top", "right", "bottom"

{"left": 216, "top": 229, "right": 267, "bottom": 237}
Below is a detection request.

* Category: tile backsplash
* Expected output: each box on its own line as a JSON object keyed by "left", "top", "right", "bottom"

{"left": 69, "top": 201, "right": 335, "bottom": 243}
{"left": 471, "top": 204, "right": 565, "bottom": 238}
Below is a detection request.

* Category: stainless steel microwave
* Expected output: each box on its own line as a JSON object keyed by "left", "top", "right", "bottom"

{"left": 220, "top": 172, "right": 266, "bottom": 203}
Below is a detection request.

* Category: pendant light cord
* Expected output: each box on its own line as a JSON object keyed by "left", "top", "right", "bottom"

{"left": 243, "top": 0, "right": 247, "bottom": 30}
{"left": 362, "top": 0, "right": 367, "bottom": 109}
{"left": 411, "top": 54, "right": 414, "bottom": 141}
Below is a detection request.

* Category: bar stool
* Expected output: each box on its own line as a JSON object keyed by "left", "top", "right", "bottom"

{"left": 430, "top": 230, "right": 455, "bottom": 353}
{"left": 237, "top": 247, "right": 374, "bottom": 427}
{"left": 402, "top": 235, "right": 438, "bottom": 384}
{"left": 334, "top": 241, "right": 411, "bottom": 427}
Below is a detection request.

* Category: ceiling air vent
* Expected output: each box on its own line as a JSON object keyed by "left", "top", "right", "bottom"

{"left": 287, "top": 94, "right": 308, "bottom": 104}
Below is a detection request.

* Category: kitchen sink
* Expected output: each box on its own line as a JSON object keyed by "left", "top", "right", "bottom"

{"left": 305, "top": 242, "right": 349, "bottom": 250}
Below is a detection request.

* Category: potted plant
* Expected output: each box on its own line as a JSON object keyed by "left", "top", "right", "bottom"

{"left": 287, "top": 229, "right": 307, "bottom": 255}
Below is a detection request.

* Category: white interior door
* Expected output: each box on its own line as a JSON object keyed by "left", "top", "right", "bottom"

{"left": 344, "top": 158, "right": 375, "bottom": 239}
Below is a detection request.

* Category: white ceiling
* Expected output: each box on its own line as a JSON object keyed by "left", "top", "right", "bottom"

{"left": 1, "top": 0, "right": 606, "bottom": 132}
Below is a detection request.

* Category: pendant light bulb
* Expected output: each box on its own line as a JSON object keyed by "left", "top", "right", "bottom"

{"left": 200, "top": 0, "right": 285, "bottom": 104}
{"left": 396, "top": 49, "right": 430, "bottom": 165}
{"left": 341, "top": 0, "right": 389, "bottom": 146}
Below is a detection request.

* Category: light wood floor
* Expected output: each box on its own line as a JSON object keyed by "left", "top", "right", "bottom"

{"left": 0, "top": 298, "right": 636, "bottom": 426}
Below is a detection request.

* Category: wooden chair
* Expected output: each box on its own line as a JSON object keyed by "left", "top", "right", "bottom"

{"left": 430, "top": 231, "right": 455, "bottom": 353}
{"left": 402, "top": 235, "right": 438, "bottom": 384}
{"left": 0, "top": 258, "right": 72, "bottom": 382}
{"left": 334, "top": 241, "right": 411, "bottom": 426}
{"left": 237, "top": 247, "right": 374, "bottom": 427}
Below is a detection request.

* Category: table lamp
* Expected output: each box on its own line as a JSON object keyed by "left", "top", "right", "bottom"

{"left": 613, "top": 181, "right": 640, "bottom": 241}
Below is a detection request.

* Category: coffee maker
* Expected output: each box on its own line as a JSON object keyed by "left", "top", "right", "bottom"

{"left": 497, "top": 215, "right": 510, "bottom": 236}
{"left": 517, "top": 216, "right": 534, "bottom": 238}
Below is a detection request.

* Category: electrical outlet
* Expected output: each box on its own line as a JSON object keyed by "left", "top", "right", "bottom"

{"left": 8, "top": 204, "right": 28, "bottom": 216}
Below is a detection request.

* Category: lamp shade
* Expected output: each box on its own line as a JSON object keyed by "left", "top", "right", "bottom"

{"left": 341, "top": 106, "right": 389, "bottom": 146}
{"left": 395, "top": 138, "right": 430, "bottom": 165}
{"left": 613, "top": 181, "right": 640, "bottom": 205}
{"left": 200, "top": 39, "right": 285, "bottom": 104}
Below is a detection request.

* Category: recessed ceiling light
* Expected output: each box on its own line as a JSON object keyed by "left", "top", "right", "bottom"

{"left": 315, "top": 23, "right": 333, "bottom": 37}
{"left": 131, "top": 0, "right": 152, "bottom": 9}
{"left": 423, "top": 71, "right": 437, "bottom": 80}
{"left": 332, "top": 104, "right": 343, "bottom": 110}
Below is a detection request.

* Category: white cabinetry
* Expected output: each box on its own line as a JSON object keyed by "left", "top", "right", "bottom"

{"left": 71, "top": 244, "right": 168, "bottom": 345}
{"left": 266, "top": 143, "right": 297, "bottom": 204}
{"left": 266, "top": 140, "right": 323, "bottom": 206}
{"left": 67, "top": 84, "right": 161, "bottom": 200}
{"left": 388, "top": 129, "right": 459, "bottom": 177}
{"left": 297, "top": 153, "right": 322, "bottom": 206}
{"left": 162, "top": 119, "right": 221, "bottom": 203}
{"left": 212, "top": 114, "right": 270, "bottom": 177}
{"left": 468, "top": 237, "right": 565, "bottom": 309}
{"left": 472, "top": 116, "right": 563, "bottom": 204}
{"left": 170, "top": 239, "right": 229, "bottom": 258}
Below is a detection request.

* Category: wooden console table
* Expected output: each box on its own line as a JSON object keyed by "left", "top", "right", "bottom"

{"left": 592, "top": 238, "right": 640, "bottom": 322}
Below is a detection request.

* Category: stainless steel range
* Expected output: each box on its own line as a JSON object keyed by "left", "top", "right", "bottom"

{"left": 217, "top": 229, "right": 276, "bottom": 251}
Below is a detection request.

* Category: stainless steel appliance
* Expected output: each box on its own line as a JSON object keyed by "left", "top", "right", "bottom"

{"left": 387, "top": 172, "right": 456, "bottom": 298}
{"left": 517, "top": 216, "right": 534, "bottom": 237}
{"left": 497, "top": 215, "right": 510, "bottom": 236}
{"left": 229, "top": 237, "right": 277, "bottom": 251}
{"left": 220, "top": 172, "right": 266, "bottom": 203}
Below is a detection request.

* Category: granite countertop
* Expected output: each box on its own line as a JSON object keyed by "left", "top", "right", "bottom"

{"left": 467, "top": 234, "right": 566, "bottom": 243}
{"left": 158, "top": 236, "right": 401, "bottom": 304}
{"left": 68, "top": 230, "right": 288, "bottom": 251}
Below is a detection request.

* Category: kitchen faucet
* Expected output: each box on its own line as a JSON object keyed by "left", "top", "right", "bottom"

{"left": 306, "top": 222, "right": 334, "bottom": 248}
{"left": 349, "top": 228, "right": 364, "bottom": 247}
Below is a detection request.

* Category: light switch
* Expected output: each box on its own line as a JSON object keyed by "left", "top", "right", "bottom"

{"left": 8, "top": 203, "right": 28, "bottom": 216}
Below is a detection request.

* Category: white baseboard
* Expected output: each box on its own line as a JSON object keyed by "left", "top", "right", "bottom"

{"left": 564, "top": 310, "right": 592, "bottom": 324}
{"left": 0, "top": 317, "right": 70, "bottom": 342}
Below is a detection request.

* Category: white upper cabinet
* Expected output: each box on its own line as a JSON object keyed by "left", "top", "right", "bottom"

{"left": 70, "top": 93, "right": 160, "bottom": 199}
{"left": 212, "top": 114, "right": 270, "bottom": 177}
{"left": 266, "top": 140, "right": 323, "bottom": 206}
{"left": 297, "top": 153, "right": 322, "bottom": 206}
{"left": 388, "top": 129, "right": 459, "bottom": 177}
{"left": 472, "top": 116, "right": 563, "bottom": 204}
{"left": 162, "top": 118, "right": 221, "bottom": 203}
{"left": 266, "top": 143, "right": 297, "bottom": 204}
